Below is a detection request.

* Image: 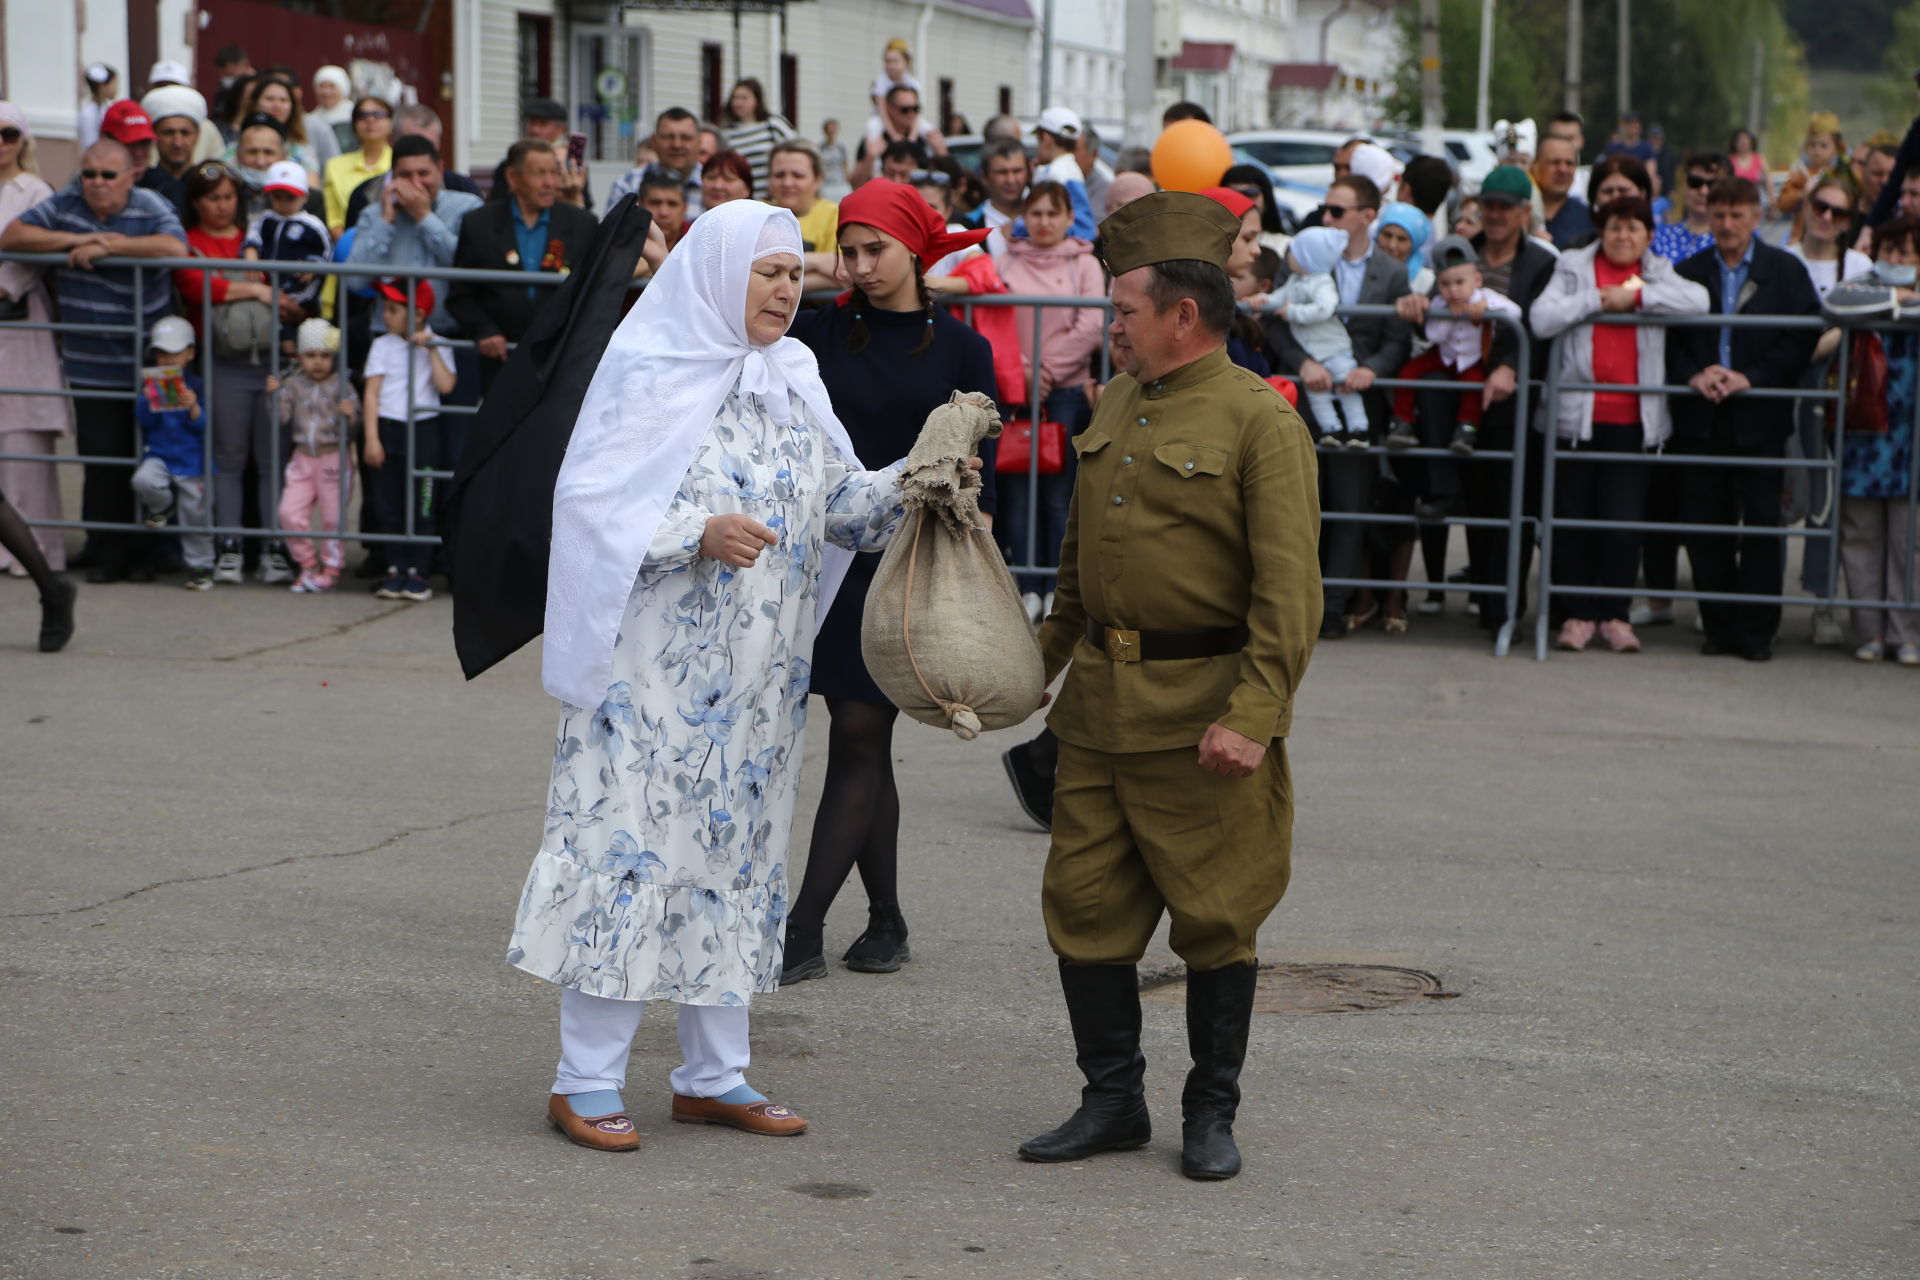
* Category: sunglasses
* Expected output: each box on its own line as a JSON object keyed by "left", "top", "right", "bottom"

{"left": 1808, "top": 196, "right": 1852, "bottom": 219}
{"left": 1686, "top": 173, "right": 1716, "bottom": 189}
{"left": 354, "top": 109, "right": 390, "bottom": 121}
{"left": 896, "top": 103, "right": 920, "bottom": 114}
{"left": 1322, "top": 204, "right": 1349, "bottom": 220}
{"left": 0, "top": 128, "right": 19, "bottom": 144}
{"left": 80, "top": 168, "right": 121, "bottom": 181}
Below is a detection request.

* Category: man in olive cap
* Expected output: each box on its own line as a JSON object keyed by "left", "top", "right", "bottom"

{"left": 1020, "top": 191, "right": 1322, "bottom": 1181}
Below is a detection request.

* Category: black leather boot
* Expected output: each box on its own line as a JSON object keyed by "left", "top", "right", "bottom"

{"left": 1018, "top": 961, "right": 1151, "bottom": 1162}
{"left": 1180, "top": 963, "right": 1259, "bottom": 1180}
{"left": 842, "top": 904, "right": 910, "bottom": 972}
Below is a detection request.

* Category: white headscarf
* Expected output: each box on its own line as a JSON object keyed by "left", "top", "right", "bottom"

{"left": 543, "top": 199, "right": 864, "bottom": 710}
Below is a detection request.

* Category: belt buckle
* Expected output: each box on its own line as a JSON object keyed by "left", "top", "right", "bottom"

{"left": 1104, "top": 627, "right": 1142, "bottom": 662}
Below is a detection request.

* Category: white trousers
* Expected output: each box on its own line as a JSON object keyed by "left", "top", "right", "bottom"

{"left": 554, "top": 987, "right": 751, "bottom": 1099}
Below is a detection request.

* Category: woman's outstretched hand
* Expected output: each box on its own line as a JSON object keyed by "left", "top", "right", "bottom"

{"left": 700, "top": 513, "right": 778, "bottom": 567}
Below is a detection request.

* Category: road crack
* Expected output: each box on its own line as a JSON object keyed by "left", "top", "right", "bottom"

{"left": 212, "top": 602, "right": 414, "bottom": 662}
{"left": 8, "top": 806, "right": 527, "bottom": 919}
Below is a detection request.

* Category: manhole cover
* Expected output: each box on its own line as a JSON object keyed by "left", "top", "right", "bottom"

{"left": 1142, "top": 964, "right": 1455, "bottom": 1014}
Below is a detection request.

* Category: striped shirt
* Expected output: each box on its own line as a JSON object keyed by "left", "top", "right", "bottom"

{"left": 17, "top": 187, "right": 185, "bottom": 387}
{"left": 723, "top": 116, "right": 797, "bottom": 201}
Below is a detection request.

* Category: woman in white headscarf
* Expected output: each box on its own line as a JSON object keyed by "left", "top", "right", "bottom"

{"left": 509, "top": 199, "right": 927, "bottom": 1152}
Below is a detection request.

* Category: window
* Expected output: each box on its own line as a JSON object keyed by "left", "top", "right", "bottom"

{"left": 998, "top": 85, "right": 1012, "bottom": 116}
{"left": 781, "top": 53, "right": 799, "bottom": 126}
{"left": 571, "top": 27, "right": 647, "bottom": 165}
{"left": 1238, "top": 139, "right": 1338, "bottom": 168}
{"left": 517, "top": 14, "right": 552, "bottom": 103}
{"left": 702, "top": 43, "right": 724, "bottom": 125}
{"left": 939, "top": 77, "right": 954, "bottom": 135}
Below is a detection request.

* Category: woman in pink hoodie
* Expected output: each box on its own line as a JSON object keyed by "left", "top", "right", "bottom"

{"left": 994, "top": 180, "right": 1106, "bottom": 614}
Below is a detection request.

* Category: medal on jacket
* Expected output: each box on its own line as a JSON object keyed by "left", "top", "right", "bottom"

{"left": 505, "top": 249, "right": 520, "bottom": 266}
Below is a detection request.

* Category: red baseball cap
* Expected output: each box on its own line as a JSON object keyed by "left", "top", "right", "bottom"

{"left": 100, "top": 100, "right": 157, "bottom": 145}
{"left": 374, "top": 277, "right": 436, "bottom": 316}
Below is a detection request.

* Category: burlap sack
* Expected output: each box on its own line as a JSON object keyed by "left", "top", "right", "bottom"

{"left": 861, "top": 391, "right": 1047, "bottom": 740}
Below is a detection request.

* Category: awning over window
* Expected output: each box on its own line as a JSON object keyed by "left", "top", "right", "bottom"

{"left": 1172, "top": 41, "right": 1235, "bottom": 72}
{"left": 1269, "top": 62, "right": 1340, "bottom": 91}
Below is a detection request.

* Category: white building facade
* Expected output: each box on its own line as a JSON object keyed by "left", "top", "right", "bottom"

{"left": 461, "top": 0, "right": 1037, "bottom": 199}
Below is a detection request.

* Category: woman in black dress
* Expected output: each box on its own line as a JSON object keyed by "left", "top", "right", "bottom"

{"left": 783, "top": 180, "right": 997, "bottom": 981}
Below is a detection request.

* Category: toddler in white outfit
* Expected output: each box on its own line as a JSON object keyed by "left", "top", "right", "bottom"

{"left": 1261, "top": 226, "right": 1371, "bottom": 448}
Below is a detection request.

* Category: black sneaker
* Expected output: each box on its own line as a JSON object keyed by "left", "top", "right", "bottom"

{"left": 37, "top": 577, "right": 76, "bottom": 652}
{"left": 373, "top": 568, "right": 407, "bottom": 600}
{"left": 779, "top": 923, "right": 828, "bottom": 985}
{"left": 1414, "top": 496, "right": 1453, "bottom": 522}
{"left": 842, "top": 906, "right": 910, "bottom": 974}
{"left": 1449, "top": 424, "right": 1478, "bottom": 455}
{"left": 1001, "top": 740, "right": 1055, "bottom": 831}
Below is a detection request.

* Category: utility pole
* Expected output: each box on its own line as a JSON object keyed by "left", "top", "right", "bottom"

{"left": 1615, "top": 0, "right": 1629, "bottom": 117}
{"left": 1476, "top": 0, "right": 1494, "bottom": 132}
{"left": 1564, "top": 0, "right": 1582, "bottom": 115}
{"left": 1748, "top": 38, "right": 1765, "bottom": 137}
{"left": 1420, "top": 0, "right": 1443, "bottom": 155}
{"left": 1039, "top": 0, "right": 1056, "bottom": 110}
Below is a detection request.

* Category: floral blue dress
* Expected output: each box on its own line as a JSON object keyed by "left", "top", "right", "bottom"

{"left": 508, "top": 388, "right": 905, "bottom": 1005}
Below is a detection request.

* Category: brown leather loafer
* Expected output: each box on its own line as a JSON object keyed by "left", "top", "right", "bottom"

{"left": 548, "top": 1093, "right": 641, "bottom": 1151}
{"left": 670, "top": 1093, "right": 808, "bottom": 1136}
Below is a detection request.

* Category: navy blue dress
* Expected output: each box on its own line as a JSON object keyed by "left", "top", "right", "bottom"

{"left": 792, "top": 300, "right": 1000, "bottom": 705}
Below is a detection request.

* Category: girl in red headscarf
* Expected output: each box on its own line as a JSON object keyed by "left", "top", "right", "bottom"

{"left": 782, "top": 179, "right": 999, "bottom": 983}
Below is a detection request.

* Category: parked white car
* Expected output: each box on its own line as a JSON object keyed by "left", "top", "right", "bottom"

{"left": 1226, "top": 128, "right": 1360, "bottom": 191}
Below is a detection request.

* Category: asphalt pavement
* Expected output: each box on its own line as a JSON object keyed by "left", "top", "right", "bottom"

{"left": 2, "top": 572, "right": 1916, "bottom": 1280}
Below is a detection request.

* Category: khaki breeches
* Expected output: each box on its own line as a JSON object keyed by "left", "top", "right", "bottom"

{"left": 1042, "top": 739, "right": 1293, "bottom": 971}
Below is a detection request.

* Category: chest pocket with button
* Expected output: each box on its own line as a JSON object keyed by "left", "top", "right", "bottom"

{"left": 1074, "top": 429, "right": 1112, "bottom": 459}
{"left": 1152, "top": 443, "right": 1227, "bottom": 478}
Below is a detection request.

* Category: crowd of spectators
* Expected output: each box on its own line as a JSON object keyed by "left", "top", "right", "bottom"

{"left": 1, "top": 43, "right": 1917, "bottom": 665}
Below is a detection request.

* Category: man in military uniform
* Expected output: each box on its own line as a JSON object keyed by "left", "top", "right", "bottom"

{"left": 1018, "top": 191, "right": 1321, "bottom": 1181}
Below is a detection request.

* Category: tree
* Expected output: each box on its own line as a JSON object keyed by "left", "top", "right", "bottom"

{"left": 1386, "top": 0, "right": 1809, "bottom": 165}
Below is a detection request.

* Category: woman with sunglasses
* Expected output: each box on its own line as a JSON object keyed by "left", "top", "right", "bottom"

{"left": 1652, "top": 152, "right": 1725, "bottom": 264}
{"left": 0, "top": 103, "right": 72, "bottom": 581}
{"left": 1787, "top": 177, "right": 1871, "bottom": 643}
{"left": 322, "top": 96, "right": 393, "bottom": 235}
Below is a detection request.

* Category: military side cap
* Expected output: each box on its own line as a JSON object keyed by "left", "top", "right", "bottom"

{"left": 1095, "top": 190, "right": 1241, "bottom": 276}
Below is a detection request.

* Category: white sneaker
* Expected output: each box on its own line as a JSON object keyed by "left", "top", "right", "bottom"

{"left": 212, "top": 551, "right": 244, "bottom": 585}
{"left": 1810, "top": 607, "right": 1845, "bottom": 647}
{"left": 1629, "top": 604, "right": 1675, "bottom": 627}
{"left": 258, "top": 548, "right": 295, "bottom": 585}
{"left": 1021, "top": 591, "right": 1043, "bottom": 625}
{"left": 1693, "top": 612, "right": 1705, "bottom": 634}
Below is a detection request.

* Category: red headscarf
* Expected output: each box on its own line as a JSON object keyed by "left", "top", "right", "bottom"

{"left": 1199, "top": 185, "right": 1257, "bottom": 221}
{"left": 837, "top": 180, "right": 991, "bottom": 266}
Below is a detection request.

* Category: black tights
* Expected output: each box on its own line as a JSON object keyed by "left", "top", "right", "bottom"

{"left": 0, "top": 494, "right": 59, "bottom": 596}
{"left": 790, "top": 698, "right": 901, "bottom": 931}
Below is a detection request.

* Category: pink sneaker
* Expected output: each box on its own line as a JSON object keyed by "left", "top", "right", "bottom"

{"left": 1597, "top": 619, "right": 1641, "bottom": 652}
{"left": 1556, "top": 618, "right": 1597, "bottom": 651}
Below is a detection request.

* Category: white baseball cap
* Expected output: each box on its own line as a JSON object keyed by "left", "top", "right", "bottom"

{"left": 262, "top": 160, "right": 309, "bottom": 196}
{"left": 149, "top": 316, "right": 195, "bottom": 354}
{"left": 1034, "top": 106, "right": 1084, "bottom": 141}
{"left": 148, "top": 60, "right": 192, "bottom": 88}
{"left": 85, "top": 62, "right": 116, "bottom": 86}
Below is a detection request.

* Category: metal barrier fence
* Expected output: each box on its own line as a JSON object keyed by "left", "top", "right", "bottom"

{"left": 3, "top": 250, "right": 1914, "bottom": 661}
{"left": 1531, "top": 310, "right": 1919, "bottom": 661}
{"left": 0, "top": 251, "right": 572, "bottom": 562}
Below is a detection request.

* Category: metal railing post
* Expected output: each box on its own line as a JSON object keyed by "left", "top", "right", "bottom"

{"left": 1532, "top": 332, "right": 1562, "bottom": 661}
{"left": 1497, "top": 315, "right": 1531, "bottom": 659}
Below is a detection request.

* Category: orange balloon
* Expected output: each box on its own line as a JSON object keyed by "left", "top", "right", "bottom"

{"left": 1151, "top": 120, "right": 1234, "bottom": 193}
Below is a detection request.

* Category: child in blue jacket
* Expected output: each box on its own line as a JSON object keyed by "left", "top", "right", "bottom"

{"left": 132, "top": 317, "right": 215, "bottom": 589}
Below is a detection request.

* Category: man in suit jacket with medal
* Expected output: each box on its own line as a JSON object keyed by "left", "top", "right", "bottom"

{"left": 447, "top": 139, "right": 598, "bottom": 391}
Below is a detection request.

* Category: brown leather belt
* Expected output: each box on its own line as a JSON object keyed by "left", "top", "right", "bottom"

{"left": 1085, "top": 618, "right": 1250, "bottom": 662}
